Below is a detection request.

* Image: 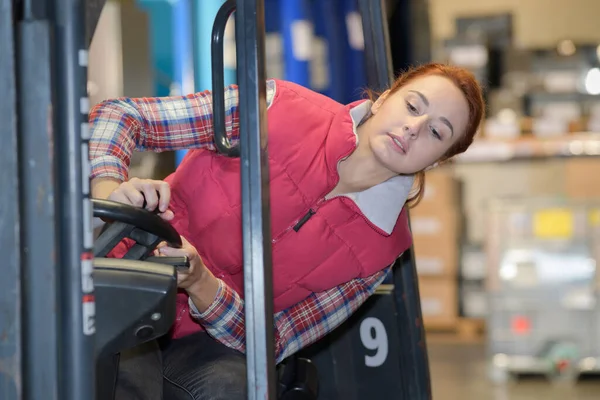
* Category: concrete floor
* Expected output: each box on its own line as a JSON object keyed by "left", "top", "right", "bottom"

{"left": 427, "top": 336, "right": 600, "bottom": 400}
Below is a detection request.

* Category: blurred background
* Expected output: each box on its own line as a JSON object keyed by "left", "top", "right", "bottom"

{"left": 88, "top": 0, "right": 600, "bottom": 398}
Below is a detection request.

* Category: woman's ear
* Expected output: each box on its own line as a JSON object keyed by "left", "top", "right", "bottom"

{"left": 371, "top": 90, "right": 390, "bottom": 114}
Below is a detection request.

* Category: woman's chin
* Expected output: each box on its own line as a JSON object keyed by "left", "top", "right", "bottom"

{"left": 382, "top": 160, "right": 423, "bottom": 176}
{"left": 372, "top": 151, "right": 410, "bottom": 175}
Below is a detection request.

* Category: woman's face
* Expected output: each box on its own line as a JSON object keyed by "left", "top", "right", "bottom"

{"left": 365, "top": 74, "right": 470, "bottom": 175}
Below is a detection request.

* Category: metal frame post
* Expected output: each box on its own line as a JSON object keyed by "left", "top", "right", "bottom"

{"left": 358, "top": 0, "right": 394, "bottom": 90}
{"left": 51, "top": 0, "right": 96, "bottom": 397}
{"left": 0, "top": 0, "right": 22, "bottom": 397}
{"left": 234, "top": 0, "right": 277, "bottom": 398}
{"left": 358, "top": 0, "right": 432, "bottom": 398}
{"left": 16, "top": 0, "right": 62, "bottom": 397}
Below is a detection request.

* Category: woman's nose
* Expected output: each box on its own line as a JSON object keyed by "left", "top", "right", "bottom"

{"left": 404, "top": 116, "right": 425, "bottom": 139}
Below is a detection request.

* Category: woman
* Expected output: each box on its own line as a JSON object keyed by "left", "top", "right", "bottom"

{"left": 90, "top": 62, "right": 484, "bottom": 399}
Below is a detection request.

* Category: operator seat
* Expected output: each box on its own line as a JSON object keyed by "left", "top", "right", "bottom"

{"left": 92, "top": 199, "right": 181, "bottom": 399}
{"left": 94, "top": 258, "right": 178, "bottom": 400}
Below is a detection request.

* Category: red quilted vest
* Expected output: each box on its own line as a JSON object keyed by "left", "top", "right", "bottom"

{"left": 113, "top": 80, "right": 413, "bottom": 338}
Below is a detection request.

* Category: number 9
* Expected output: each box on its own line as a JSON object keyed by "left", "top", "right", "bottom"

{"left": 359, "top": 317, "right": 388, "bottom": 367}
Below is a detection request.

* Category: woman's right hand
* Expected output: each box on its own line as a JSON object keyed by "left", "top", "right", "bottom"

{"left": 107, "top": 177, "right": 175, "bottom": 221}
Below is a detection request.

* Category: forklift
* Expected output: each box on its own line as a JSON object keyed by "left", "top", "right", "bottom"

{"left": 0, "top": 0, "right": 431, "bottom": 398}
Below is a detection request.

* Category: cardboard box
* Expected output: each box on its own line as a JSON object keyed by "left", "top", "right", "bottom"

{"left": 418, "top": 278, "right": 458, "bottom": 328}
{"left": 453, "top": 159, "right": 566, "bottom": 243}
{"left": 413, "top": 169, "right": 461, "bottom": 214}
{"left": 413, "top": 236, "right": 459, "bottom": 277}
{"left": 411, "top": 209, "right": 461, "bottom": 277}
{"left": 565, "top": 158, "right": 600, "bottom": 200}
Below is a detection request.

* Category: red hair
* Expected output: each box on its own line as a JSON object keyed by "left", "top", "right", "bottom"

{"left": 366, "top": 63, "right": 485, "bottom": 207}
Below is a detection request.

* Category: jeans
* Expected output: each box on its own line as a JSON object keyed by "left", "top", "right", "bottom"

{"left": 114, "top": 332, "right": 247, "bottom": 400}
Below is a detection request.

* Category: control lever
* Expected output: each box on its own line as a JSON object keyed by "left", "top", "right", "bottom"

{"left": 145, "top": 256, "right": 190, "bottom": 273}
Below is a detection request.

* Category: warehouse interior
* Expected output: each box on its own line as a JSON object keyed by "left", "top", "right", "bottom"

{"left": 86, "top": 0, "right": 600, "bottom": 398}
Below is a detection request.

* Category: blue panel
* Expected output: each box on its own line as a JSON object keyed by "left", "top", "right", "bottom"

{"left": 138, "top": 0, "right": 176, "bottom": 96}
{"left": 193, "top": 0, "right": 236, "bottom": 92}
{"left": 280, "top": 0, "right": 312, "bottom": 87}
{"left": 265, "top": 0, "right": 281, "bottom": 33}
{"left": 173, "top": 0, "right": 193, "bottom": 93}
{"left": 310, "top": 0, "right": 330, "bottom": 97}
{"left": 264, "top": 0, "right": 284, "bottom": 80}
{"left": 315, "top": 0, "right": 346, "bottom": 103}
{"left": 173, "top": 0, "right": 193, "bottom": 166}
{"left": 342, "top": 0, "right": 367, "bottom": 102}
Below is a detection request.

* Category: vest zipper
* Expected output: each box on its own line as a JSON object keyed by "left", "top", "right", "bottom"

{"left": 272, "top": 198, "right": 327, "bottom": 243}
{"left": 293, "top": 209, "right": 315, "bottom": 232}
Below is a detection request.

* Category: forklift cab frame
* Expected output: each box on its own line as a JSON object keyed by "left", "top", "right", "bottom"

{"left": 0, "top": 0, "right": 431, "bottom": 398}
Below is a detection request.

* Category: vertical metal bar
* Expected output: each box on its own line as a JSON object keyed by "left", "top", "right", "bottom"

{"left": 394, "top": 250, "right": 432, "bottom": 399}
{"left": 51, "top": 0, "right": 96, "bottom": 397}
{"left": 358, "top": 0, "right": 393, "bottom": 92}
{"left": 85, "top": 0, "right": 106, "bottom": 46}
{"left": 234, "top": 0, "right": 277, "bottom": 398}
{"left": 358, "top": 1, "right": 432, "bottom": 399}
{"left": 0, "top": 0, "right": 22, "bottom": 398}
{"left": 211, "top": 0, "right": 239, "bottom": 156}
{"left": 16, "top": 7, "right": 60, "bottom": 399}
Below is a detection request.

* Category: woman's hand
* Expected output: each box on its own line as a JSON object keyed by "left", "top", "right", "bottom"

{"left": 157, "top": 237, "right": 221, "bottom": 312}
{"left": 108, "top": 177, "right": 174, "bottom": 221}
{"left": 157, "top": 236, "right": 210, "bottom": 291}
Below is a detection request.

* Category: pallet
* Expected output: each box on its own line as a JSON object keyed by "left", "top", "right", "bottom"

{"left": 424, "top": 317, "right": 485, "bottom": 342}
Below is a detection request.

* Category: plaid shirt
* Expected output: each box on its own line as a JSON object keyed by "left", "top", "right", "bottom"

{"left": 89, "top": 80, "right": 390, "bottom": 363}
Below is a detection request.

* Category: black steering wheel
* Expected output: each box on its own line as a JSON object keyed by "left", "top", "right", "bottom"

{"left": 93, "top": 198, "right": 182, "bottom": 260}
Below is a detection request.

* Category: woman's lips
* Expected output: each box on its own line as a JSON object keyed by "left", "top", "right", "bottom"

{"left": 387, "top": 133, "right": 407, "bottom": 154}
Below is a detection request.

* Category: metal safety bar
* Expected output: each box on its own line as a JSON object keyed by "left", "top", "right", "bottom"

{"left": 233, "top": 1, "right": 277, "bottom": 397}
{"left": 0, "top": 0, "right": 22, "bottom": 397}
{"left": 51, "top": 0, "right": 97, "bottom": 395}
{"left": 16, "top": 0, "right": 60, "bottom": 398}
{"left": 358, "top": 0, "right": 394, "bottom": 91}
{"left": 211, "top": 0, "right": 239, "bottom": 157}
{"left": 357, "top": 1, "right": 432, "bottom": 399}
{"left": 210, "top": 0, "right": 277, "bottom": 398}
{"left": 4, "top": 0, "right": 95, "bottom": 398}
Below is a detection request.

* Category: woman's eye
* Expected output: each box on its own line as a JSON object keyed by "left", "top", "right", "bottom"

{"left": 406, "top": 102, "right": 418, "bottom": 114}
{"left": 431, "top": 127, "right": 441, "bottom": 140}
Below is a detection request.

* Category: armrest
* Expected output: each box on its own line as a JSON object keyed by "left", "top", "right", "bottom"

{"left": 94, "top": 257, "right": 178, "bottom": 357}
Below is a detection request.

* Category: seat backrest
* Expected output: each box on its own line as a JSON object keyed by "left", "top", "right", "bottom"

{"left": 94, "top": 258, "right": 178, "bottom": 400}
{"left": 94, "top": 257, "right": 178, "bottom": 356}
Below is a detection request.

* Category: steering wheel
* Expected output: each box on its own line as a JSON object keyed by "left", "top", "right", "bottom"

{"left": 93, "top": 198, "right": 182, "bottom": 260}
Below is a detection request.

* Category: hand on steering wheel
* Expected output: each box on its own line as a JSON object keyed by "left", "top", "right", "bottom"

{"left": 109, "top": 177, "right": 174, "bottom": 220}
{"left": 99, "top": 177, "right": 212, "bottom": 291}
{"left": 156, "top": 237, "right": 210, "bottom": 291}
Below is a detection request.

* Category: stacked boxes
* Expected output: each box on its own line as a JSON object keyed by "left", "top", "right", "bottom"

{"left": 410, "top": 168, "right": 463, "bottom": 329}
{"left": 565, "top": 158, "right": 600, "bottom": 200}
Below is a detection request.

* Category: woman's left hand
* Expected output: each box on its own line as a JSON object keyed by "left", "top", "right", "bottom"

{"left": 156, "top": 236, "right": 209, "bottom": 291}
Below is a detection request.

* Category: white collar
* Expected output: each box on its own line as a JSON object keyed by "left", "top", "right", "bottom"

{"left": 342, "top": 101, "right": 415, "bottom": 235}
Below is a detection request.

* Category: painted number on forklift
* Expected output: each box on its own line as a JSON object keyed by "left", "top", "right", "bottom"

{"left": 360, "top": 317, "right": 388, "bottom": 367}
